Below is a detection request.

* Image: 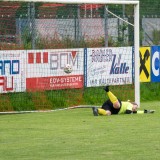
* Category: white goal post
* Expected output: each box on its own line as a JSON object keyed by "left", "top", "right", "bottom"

{"left": 31, "top": 0, "right": 139, "bottom": 106}
{"left": 1, "top": 0, "right": 140, "bottom": 106}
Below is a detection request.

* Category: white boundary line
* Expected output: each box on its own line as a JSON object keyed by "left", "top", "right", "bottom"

{"left": 0, "top": 105, "right": 101, "bottom": 115}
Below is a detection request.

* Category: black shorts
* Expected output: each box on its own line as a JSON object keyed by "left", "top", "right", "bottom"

{"left": 101, "top": 99, "right": 122, "bottom": 114}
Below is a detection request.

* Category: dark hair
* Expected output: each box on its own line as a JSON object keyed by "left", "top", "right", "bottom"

{"left": 130, "top": 102, "right": 138, "bottom": 106}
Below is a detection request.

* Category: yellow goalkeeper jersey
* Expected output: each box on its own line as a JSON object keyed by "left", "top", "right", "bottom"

{"left": 118, "top": 101, "right": 133, "bottom": 114}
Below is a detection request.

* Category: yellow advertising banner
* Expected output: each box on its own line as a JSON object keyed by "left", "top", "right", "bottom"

{"left": 139, "top": 47, "right": 151, "bottom": 82}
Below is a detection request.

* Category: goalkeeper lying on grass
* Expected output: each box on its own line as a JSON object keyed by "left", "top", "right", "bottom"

{"left": 92, "top": 86, "right": 155, "bottom": 116}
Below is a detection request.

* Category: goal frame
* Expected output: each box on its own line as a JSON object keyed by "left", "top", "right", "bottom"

{"left": 3, "top": 0, "right": 140, "bottom": 106}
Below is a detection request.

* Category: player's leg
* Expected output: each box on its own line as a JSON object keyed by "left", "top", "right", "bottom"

{"left": 104, "top": 86, "right": 120, "bottom": 109}
{"left": 98, "top": 108, "right": 111, "bottom": 115}
{"left": 92, "top": 107, "right": 111, "bottom": 116}
{"left": 92, "top": 100, "right": 112, "bottom": 116}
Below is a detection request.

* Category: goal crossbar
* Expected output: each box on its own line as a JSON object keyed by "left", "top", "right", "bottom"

{"left": 2, "top": 0, "right": 139, "bottom": 5}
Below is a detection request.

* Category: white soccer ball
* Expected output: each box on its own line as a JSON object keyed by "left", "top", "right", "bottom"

{"left": 64, "top": 64, "right": 73, "bottom": 74}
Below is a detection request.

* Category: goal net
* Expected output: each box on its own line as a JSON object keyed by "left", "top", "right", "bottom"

{"left": 0, "top": 0, "right": 139, "bottom": 112}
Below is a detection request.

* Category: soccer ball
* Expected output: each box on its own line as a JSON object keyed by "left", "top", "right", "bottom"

{"left": 64, "top": 64, "right": 73, "bottom": 74}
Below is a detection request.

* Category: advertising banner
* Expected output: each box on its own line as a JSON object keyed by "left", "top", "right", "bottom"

{"left": 139, "top": 47, "right": 151, "bottom": 82}
{"left": 26, "top": 49, "right": 84, "bottom": 90}
{"left": 151, "top": 46, "right": 160, "bottom": 82}
{"left": 84, "top": 47, "right": 133, "bottom": 87}
{"left": 0, "top": 50, "right": 26, "bottom": 93}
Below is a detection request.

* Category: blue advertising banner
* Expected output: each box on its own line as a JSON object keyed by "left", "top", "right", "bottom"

{"left": 151, "top": 46, "right": 160, "bottom": 82}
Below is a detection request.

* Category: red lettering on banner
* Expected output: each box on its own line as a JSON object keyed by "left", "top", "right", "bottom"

{"left": 26, "top": 75, "right": 83, "bottom": 91}
{"left": 43, "top": 52, "right": 48, "bottom": 63}
{"left": 28, "top": 52, "right": 49, "bottom": 64}
{"left": 36, "top": 52, "right": 41, "bottom": 63}
{"left": 71, "top": 51, "right": 77, "bottom": 58}
{"left": 0, "top": 76, "right": 13, "bottom": 91}
{"left": 28, "top": 53, "right": 34, "bottom": 64}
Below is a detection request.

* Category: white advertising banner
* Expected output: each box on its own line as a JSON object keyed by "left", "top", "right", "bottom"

{"left": 26, "top": 49, "right": 84, "bottom": 90}
{"left": 84, "top": 47, "right": 133, "bottom": 87}
{"left": 0, "top": 50, "right": 26, "bottom": 93}
{"left": 0, "top": 47, "right": 133, "bottom": 93}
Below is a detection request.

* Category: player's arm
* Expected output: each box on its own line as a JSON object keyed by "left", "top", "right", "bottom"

{"left": 125, "top": 109, "right": 155, "bottom": 114}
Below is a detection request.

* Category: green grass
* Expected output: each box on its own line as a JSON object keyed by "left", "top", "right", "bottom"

{"left": 0, "top": 101, "right": 160, "bottom": 160}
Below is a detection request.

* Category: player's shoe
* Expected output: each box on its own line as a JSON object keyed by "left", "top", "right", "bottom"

{"left": 92, "top": 107, "right": 98, "bottom": 116}
{"left": 104, "top": 86, "right": 109, "bottom": 92}
{"left": 144, "top": 109, "right": 155, "bottom": 113}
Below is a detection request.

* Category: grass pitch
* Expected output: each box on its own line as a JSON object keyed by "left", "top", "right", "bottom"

{"left": 0, "top": 101, "right": 160, "bottom": 160}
